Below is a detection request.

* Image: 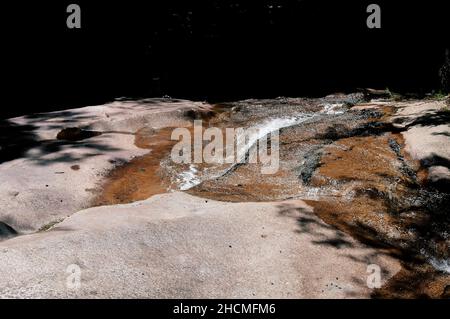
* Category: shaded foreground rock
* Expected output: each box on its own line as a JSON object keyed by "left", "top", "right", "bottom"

{"left": 0, "top": 192, "right": 399, "bottom": 298}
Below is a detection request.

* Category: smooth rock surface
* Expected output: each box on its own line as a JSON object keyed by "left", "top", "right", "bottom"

{"left": 392, "top": 100, "right": 450, "bottom": 189}
{"left": 0, "top": 192, "right": 400, "bottom": 298}
{"left": 0, "top": 99, "right": 211, "bottom": 233}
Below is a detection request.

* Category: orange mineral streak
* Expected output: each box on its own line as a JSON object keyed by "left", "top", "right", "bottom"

{"left": 188, "top": 166, "right": 293, "bottom": 202}
{"left": 92, "top": 102, "right": 449, "bottom": 298}
{"left": 94, "top": 127, "right": 181, "bottom": 206}
{"left": 307, "top": 133, "right": 449, "bottom": 299}
{"left": 93, "top": 104, "right": 226, "bottom": 206}
{"left": 304, "top": 134, "right": 407, "bottom": 254}
{"left": 372, "top": 264, "right": 450, "bottom": 299}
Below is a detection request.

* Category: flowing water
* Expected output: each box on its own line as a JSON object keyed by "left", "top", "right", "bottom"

{"left": 95, "top": 94, "right": 449, "bottom": 297}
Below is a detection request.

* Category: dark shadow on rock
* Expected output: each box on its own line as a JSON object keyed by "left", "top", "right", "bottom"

{"left": 22, "top": 109, "right": 96, "bottom": 123}
{"left": 277, "top": 203, "right": 355, "bottom": 250}
{"left": 312, "top": 236, "right": 353, "bottom": 249}
{"left": 393, "top": 111, "right": 450, "bottom": 128}
{"left": 432, "top": 131, "right": 450, "bottom": 137}
{"left": 420, "top": 154, "right": 450, "bottom": 169}
{"left": 372, "top": 263, "right": 450, "bottom": 299}
{"left": 0, "top": 110, "right": 127, "bottom": 166}
{"left": 357, "top": 88, "right": 391, "bottom": 101}
{"left": 420, "top": 153, "right": 450, "bottom": 193}
{"left": 56, "top": 127, "right": 102, "bottom": 141}
{"left": 28, "top": 140, "right": 122, "bottom": 166}
{"left": 0, "top": 221, "right": 18, "bottom": 240}
{"left": 317, "top": 121, "right": 403, "bottom": 141}
{"left": 183, "top": 108, "right": 216, "bottom": 120}
{"left": 0, "top": 119, "right": 39, "bottom": 164}
{"left": 298, "top": 147, "right": 323, "bottom": 185}
{"left": 442, "top": 285, "right": 450, "bottom": 299}
{"left": 0, "top": 109, "right": 101, "bottom": 164}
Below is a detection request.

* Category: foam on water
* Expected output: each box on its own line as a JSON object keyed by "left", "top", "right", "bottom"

{"left": 178, "top": 164, "right": 201, "bottom": 191}
{"left": 220, "top": 114, "right": 314, "bottom": 177}
{"left": 175, "top": 114, "right": 314, "bottom": 190}
{"left": 429, "top": 257, "right": 450, "bottom": 274}
{"left": 238, "top": 116, "right": 311, "bottom": 155}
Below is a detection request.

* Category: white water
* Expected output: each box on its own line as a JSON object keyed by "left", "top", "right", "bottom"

{"left": 174, "top": 104, "right": 450, "bottom": 277}
{"left": 175, "top": 114, "right": 314, "bottom": 190}
{"left": 233, "top": 115, "right": 312, "bottom": 160}
{"left": 420, "top": 248, "right": 450, "bottom": 273}
{"left": 429, "top": 257, "right": 450, "bottom": 274}
{"left": 178, "top": 164, "right": 201, "bottom": 191}
{"left": 219, "top": 114, "right": 314, "bottom": 178}
{"left": 175, "top": 104, "right": 345, "bottom": 190}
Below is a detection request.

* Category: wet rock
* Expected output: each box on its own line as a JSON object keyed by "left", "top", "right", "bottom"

{"left": 354, "top": 108, "right": 384, "bottom": 120}
{"left": 320, "top": 124, "right": 349, "bottom": 140}
{"left": 388, "top": 138, "right": 401, "bottom": 155}
{"left": 388, "top": 138, "right": 417, "bottom": 182}
{"left": 323, "top": 92, "right": 365, "bottom": 106}
{"left": 56, "top": 127, "right": 102, "bottom": 141}
{"left": 315, "top": 111, "right": 389, "bottom": 142}
{"left": 298, "top": 148, "right": 323, "bottom": 185}
{"left": 349, "top": 121, "right": 393, "bottom": 137}
{"left": 183, "top": 108, "right": 215, "bottom": 120}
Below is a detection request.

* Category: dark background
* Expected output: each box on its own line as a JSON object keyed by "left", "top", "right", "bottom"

{"left": 1, "top": 0, "right": 449, "bottom": 118}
